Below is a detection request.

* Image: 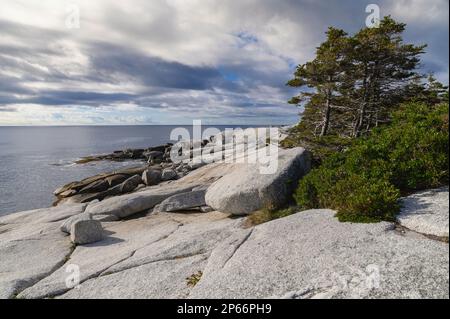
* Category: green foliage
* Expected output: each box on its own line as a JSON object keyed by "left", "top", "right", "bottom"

{"left": 186, "top": 271, "right": 203, "bottom": 287}
{"left": 245, "top": 206, "right": 298, "bottom": 227}
{"left": 296, "top": 171, "right": 400, "bottom": 222}
{"left": 294, "top": 102, "right": 449, "bottom": 222}
{"left": 284, "top": 17, "right": 448, "bottom": 223}
{"left": 281, "top": 127, "right": 351, "bottom": 165}
{"left": 288, "top": 16, "right": 428, "bottom": 139}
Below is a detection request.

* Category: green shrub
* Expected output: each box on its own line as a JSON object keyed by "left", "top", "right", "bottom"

{"left": 281, "top": 127, "right": 352, "bottom": 165}
{"left": 294, "top": 102, "right": 449, "bottom": 222}
{"left": 332, "top": 176, "right": 400, "bottom": 222}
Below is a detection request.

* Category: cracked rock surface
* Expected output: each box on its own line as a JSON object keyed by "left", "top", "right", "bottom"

{"left": 397, "top": 186, "right": 449, "bottom": 239}
{"left": 0, "top": 210, "right": 75, "bottom": 299}
{"left": 0, "top": 182, "right": 448, "bottom": 299}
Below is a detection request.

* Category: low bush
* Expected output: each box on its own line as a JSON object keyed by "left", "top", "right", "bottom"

{"left": 294, "top": 102, "right": 449, "bottom": 222}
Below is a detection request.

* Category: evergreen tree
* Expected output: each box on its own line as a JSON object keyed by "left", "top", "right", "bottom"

{"left": 287, "top": 27, "right": 350, "bottom": 136}
{"left": 348, "top": 16, "right": 426, "bottom": 136}
{"left": 288, "top": 16, "right": 427, "bottom": 138}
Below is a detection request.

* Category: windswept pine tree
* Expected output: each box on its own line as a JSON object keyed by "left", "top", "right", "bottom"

{"left": 287, "top": 27, "right": 350, "bottom": 136}
{"left": 288, "top": 16, "right": 427, "bottom": 138}
{"left": 348, "top": 16, "right": 426, "bottom": 136}
{"left": 405, "top": 74, "right": 449, "bottom": 105}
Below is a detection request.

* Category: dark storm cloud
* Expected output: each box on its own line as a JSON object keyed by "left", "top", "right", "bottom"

{"left": 21, "top": 91, "right": 137, "bottom": 106}
{"left": 86, "top": 42, "right": 226, "bottom": 90}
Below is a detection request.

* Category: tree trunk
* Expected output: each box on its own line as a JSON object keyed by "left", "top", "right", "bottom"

{"left": 354, "top": 101, "right": 367, "bottom": 137}
{"left": 320, "top": 90, "right": 332, "bottom": 136}
{"left": 353, "top": 66, "right": 369, "bottom": 137}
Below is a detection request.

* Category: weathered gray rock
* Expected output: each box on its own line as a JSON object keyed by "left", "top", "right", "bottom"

{"left": 53, "top": 166, "right": 147, "bottom": 199}
{"left": 205, "top": 147, "right": 311, "bottom": 215}
{"left": 70, "top": 219, "right": 104, "bottom": 245}
{"left": 7, "top": 203, "right": 449, "bottom": 299}
{"left": 56, "top": 192, "right": 104, "bottom": 205}
{"left": 60, "top": 212, "right": 93, "bottom": 234}
{"left": 19, "top": 215, "right": 180, "bottom": 299}
{"left": 59, "top": 189, "right": 77, "bottom": 198}
{"left": 144, "top": 150, "right": 164, "bottom": 161}
{"left": 397, "top": 187, "right": 449, "bottom": 238}
{"left": 79, "top": 179, "right": 109, "bottom": 194}
{"left": 188, "top": 161, "right": 206, "bottom": 170}
{"left": 92, "top": 214, "right": 119, "bottom": 222}
{"left": 0, "top": 203, "right": 87, "bottom": 225}
{"left": 200, "top": 206, "right": 214, "bottom": 213}
{"left": 53, "top": 174, "right": 106, "bottom": 196}
{"left": 80, "top": 162, "right": 229, "bottom": 219}
{"left": 192, "top": 184, "right": 211, "bottom": 192}
{"left": 190, "top": 209, "right": 449, "bottom": 299}
{"left": 84, "top": 184, "right": 199, "bottom": 218}
{"left": 155, "top": 190, "right": 207, "bottom": 212}
{"left": 119, "top": 175, "right": 142, "bottom": 193}
{"left": 161, "top": 168, "right": 177, "bottom": 181}
{"left": 18, "top": 212, "right": 237, "bottom": 299}
{"left": 134, "top": 184, "right": 147, "bottom": 192}
{"left": 105, "top": 174, "right": 129, "bottom": 187}
{"left": 0, "top": 223, "right": 71, "bottom": 299}
{"left": 59, "top": 254, "right": 208, "bottom": 299}
{"left": 142, "top": 169, "right": 161, "bottom": 186}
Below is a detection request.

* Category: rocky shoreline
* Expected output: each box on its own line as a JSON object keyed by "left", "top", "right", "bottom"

{"left": 54, "top": 139, "right": 211, "bottom": 206}
{"left": 0, "top": 129, "right": 448, "bottom": 299}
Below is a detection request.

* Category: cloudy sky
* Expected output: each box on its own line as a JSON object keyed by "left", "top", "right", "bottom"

{"left": 0, "top": 0, "right": 448, "bottom": 125}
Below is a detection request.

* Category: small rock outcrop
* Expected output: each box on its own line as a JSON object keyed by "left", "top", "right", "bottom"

{"left": 142, "top": 169, "right": 161, "bottom": 186}
{"left": 75, "top": 144, "right": 173, "bottom": 164}
{"left": 60, "top": 212, "right": 92, "bottom": 234}
{"left": 154, "top": 190, "right": 207, "bottom": 213}
{"left": 70, "top": 219, "right": 104, "bottom": 245}
{"left": 119, "top": 175, "right": 142, "bottom": 193}
{"left": 53, "top": 166, "right": 149, "bottom": 205}
{"left": 397, "top": 186, "right": 449, "bottom": 239}
{"left": 83, "top": 184, "right": 200, "bottom": 219}
{"left": 161, "top": 168, "right": 177, "bottom": 181}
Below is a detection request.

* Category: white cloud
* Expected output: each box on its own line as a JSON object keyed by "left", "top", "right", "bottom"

{"left": 0, "top": 0, "right": 448, "bottom": 125}
{"left": 386, "top": 0, "right": 449, "bottom": 25}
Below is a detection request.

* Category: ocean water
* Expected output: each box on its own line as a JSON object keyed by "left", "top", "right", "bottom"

{"left": 0, "top": 125, "right": 257, "bottom": 216}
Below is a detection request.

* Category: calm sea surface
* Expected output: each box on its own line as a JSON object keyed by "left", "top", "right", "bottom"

{"left": 0, "top": 125, "right": 257, "bottom": 216}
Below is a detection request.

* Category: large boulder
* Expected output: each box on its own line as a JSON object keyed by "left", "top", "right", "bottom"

{"left": 70, "top": 219, "right": 104, "bottom": 245}
{"left": 154, "top": 190, "right": 207, "bottom": 212}
{"left": 397, "top": 187, "right": 449, "bottom": 238}
{"left": 205, "top": 147, "right": 311, "bottom": 215}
